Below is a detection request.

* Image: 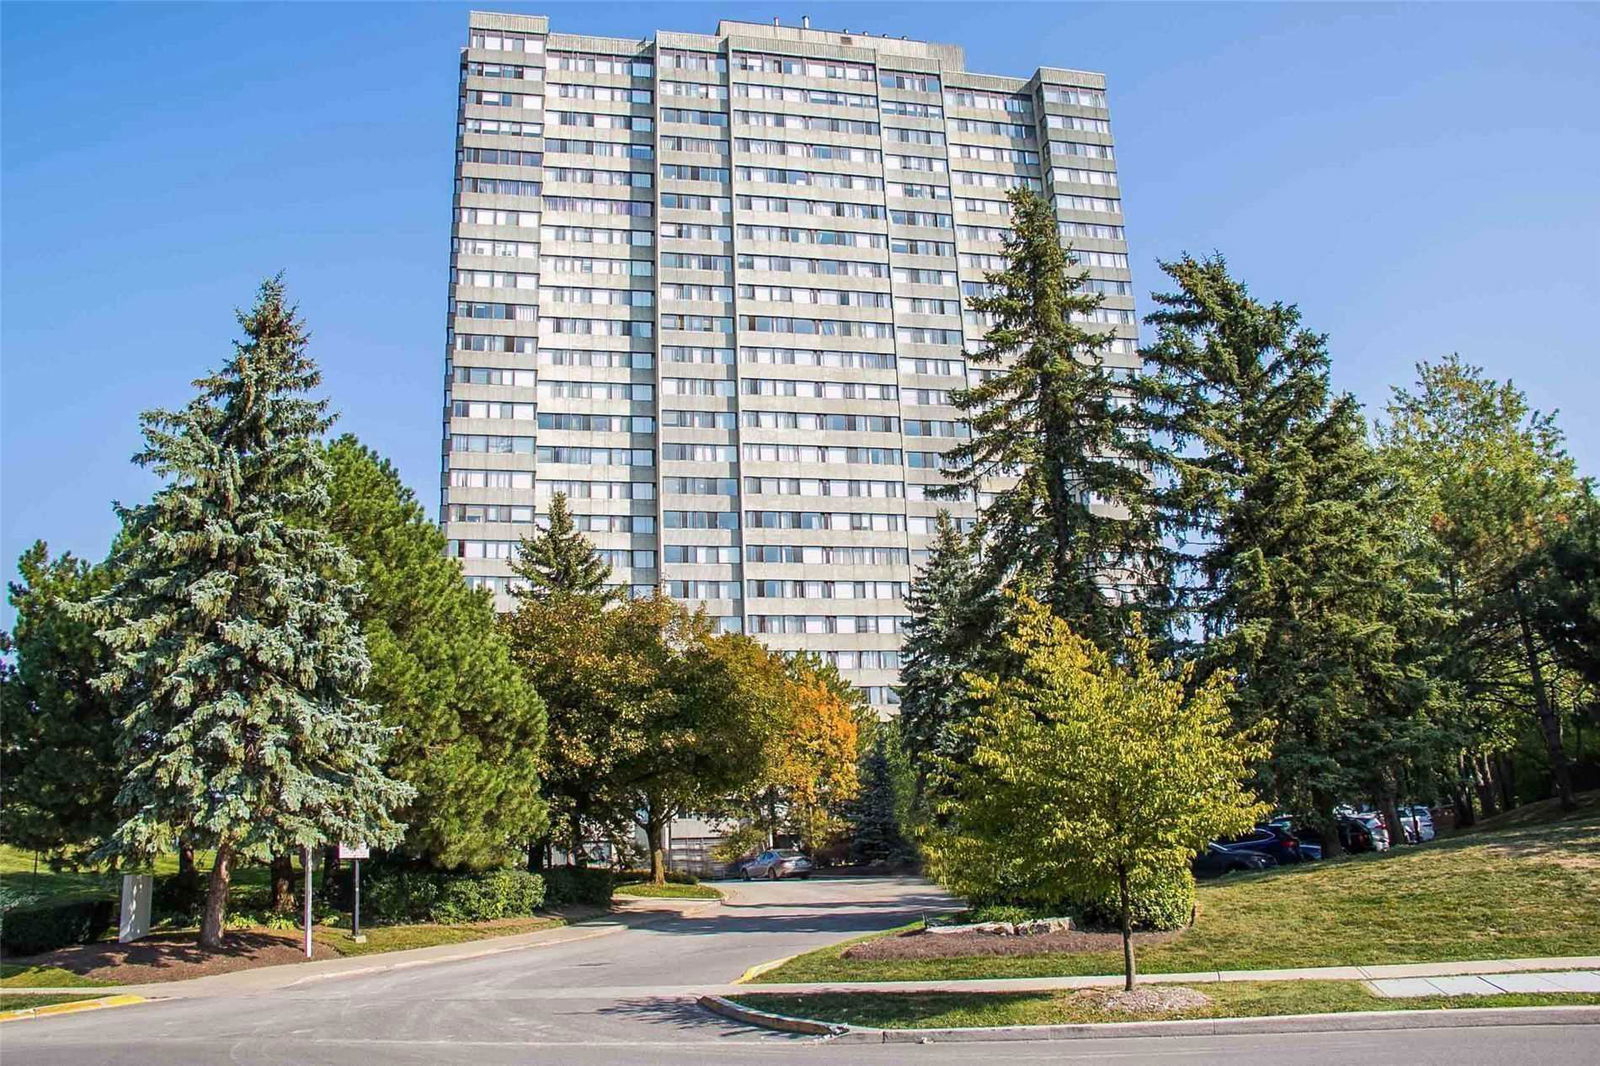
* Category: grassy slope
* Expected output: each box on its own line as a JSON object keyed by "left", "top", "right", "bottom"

{"left": 760, "top": 792, "right": 1600, "bottom": 983}
{"left": 614, "top": 883, "right": 723, "bottom": 900}
{"left": 734, "top": 981, "right": 1600, "bottom": 1029}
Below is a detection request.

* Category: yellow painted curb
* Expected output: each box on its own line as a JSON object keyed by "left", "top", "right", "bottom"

{"left": 736, "top": 954, "right": 797, "bottom": 985}
{"left": 0, "top": 994, "right": 146, "bottom": 1023}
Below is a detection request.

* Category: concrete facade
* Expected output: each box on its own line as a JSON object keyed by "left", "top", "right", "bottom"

{"left": 442, "top": 12, "right": 1136, "bottom": 713}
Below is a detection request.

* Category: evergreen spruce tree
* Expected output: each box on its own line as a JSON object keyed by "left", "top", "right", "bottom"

{"left": 845, "top": 731, "right": 915, "bottom": 865}
{"left": 323, "top": 436, "right": 546, "bottom": 869}
{"left": 513, "top": 492, "right": 616, "bottom": 602}
{"left": 898, "top": 512, "right": 996, "bottom": 797}
{"left": 0, "top": 543, "right": 120, "bottom": 862}
{"left": 85, "top": 278, "right": 413, "bottom": 948}
{"left": 1142, "top": 256, "right": 1439, "bottom": 846}
{"left": 934, "top": 188, "right": 1168, "bottom": 647}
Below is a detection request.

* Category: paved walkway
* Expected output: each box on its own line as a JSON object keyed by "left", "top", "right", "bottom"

{"left": 729, "top": 956, "right": 1600, "bottom": 996}
{"left": 1369, "top": 970, "right": 1600, "bottom": 998}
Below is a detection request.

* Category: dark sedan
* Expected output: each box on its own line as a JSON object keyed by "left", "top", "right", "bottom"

{"left": 1193, "top": 843, "right": 1277, "bottom": 879}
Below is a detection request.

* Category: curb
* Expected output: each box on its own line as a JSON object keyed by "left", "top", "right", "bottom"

{"left": 708, "top": 1000, "right": 1600, "bottom": 1044}
{"left": 698, "top": 994, "right": 847, "bottom": 1036}
{"left": 735, "top": 954, "right": 798, "bottom": 985}
{"left": 0, "top": 994, "right": 147, "bottom": 1024}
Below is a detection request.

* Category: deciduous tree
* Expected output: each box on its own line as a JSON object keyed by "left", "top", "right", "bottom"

{"left": 924, "top": 594, "right": 1266, "bottom": 989}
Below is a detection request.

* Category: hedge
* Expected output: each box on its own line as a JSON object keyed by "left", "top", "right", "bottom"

{"left": 1, "top": 898, "right": 116, "bottom": 957}
{"left": 362, "top": 869, "right": 545, "bottom": 925}
{"left": 615, "top": 868, "right": 699, "bottom": 886}
{"left": 541, "top": 866, "right": 616, "bottom": 907}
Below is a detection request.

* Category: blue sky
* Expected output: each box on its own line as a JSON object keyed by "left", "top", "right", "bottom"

{"left": 3, "top": 2, "right": 1597, "bottom": 610}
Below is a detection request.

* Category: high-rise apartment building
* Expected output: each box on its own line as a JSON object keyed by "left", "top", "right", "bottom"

{"left": 442, "top": 11, "right": 1136, "bottom": 714}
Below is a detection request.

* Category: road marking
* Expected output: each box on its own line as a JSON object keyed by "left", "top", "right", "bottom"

{"left": 0, "top": 994, "right": 147, "bottom": 1024}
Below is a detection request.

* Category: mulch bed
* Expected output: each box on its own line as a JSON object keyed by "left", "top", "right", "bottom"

{"left": 843, "top": 927, "right": 1180, "bottom": 961}
{"left": 8, "top": 930, "right": 339, "bottom": 983}
{"left": 1075, "top": 985, "right": 1212, "bottom": 1013}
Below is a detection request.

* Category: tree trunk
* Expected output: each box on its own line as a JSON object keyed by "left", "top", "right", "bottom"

{"left": 1116, "top": 864, "right": 1136, "bottom": 991}
{"left": 527, "top": 834, "right": 550, "bottom": 873}
{"left": 645, "top": 801, "right": 668, "bottom": 886}
{"left": 199, "top": 843, "right": 234, "bottom": 951}
{"left": 1513, "top": 579, "right": 1576, "bottom": 811}
{"left": 1474, "top": 753, "right": 1501, "bottom": 817}
{"left": 569, "top": 810, "right": 586, "bottom": 868}
{"left": 1452, "top": 780, "right": 1476, "bottom": 829}
{"left": 1311, "top": 790, "right": 1343, "bottom": 858}
{"left": 268, "top": 853, "right": 296, "bottom": 914}
{"left": 1495, "top": 751, "right": 1517, "bottom": 812}
{"left": 175, "top": 839, "right": 200, "bottom": 895}
{"left": 1377, "top": 771, "right": 1406, "bottom": 847}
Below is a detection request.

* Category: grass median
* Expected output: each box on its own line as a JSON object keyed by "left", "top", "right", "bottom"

{"left": 613, "top": 883, "right": 723, "bottom": 900}
{"left": 0, "top": 991, "right": 115, "bottom": 1013}
{"left": 732, "top": 980, "right": 1600, "bottom": 1029}
{"left": 759, "top": 793, "right": 1600, "bottom": 984}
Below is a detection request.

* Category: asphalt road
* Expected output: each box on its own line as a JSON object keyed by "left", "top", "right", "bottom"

{"left": 3, "top": 876, "right": 1593, "bottom": 1065}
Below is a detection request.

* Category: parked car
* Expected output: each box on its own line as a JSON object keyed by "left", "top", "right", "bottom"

{"left": 1338, "top": 814, "right": 1390, "bottom": 852}
{"left": 1215, "top": 825, "right": 1307, "bottom": 865}
{"left": 740, "top": 849, "right": 815, "bottom": 881}
{"left": 1398, "top": 805, "right": 1436, "bottom": 843}
{"left": 1193, "top": 843, "right": 1277, "bottom": 880}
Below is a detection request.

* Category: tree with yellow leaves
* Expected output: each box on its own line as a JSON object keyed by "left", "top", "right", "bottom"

{"left": 925, "top": 593, "right": 1268, "bottom": 989}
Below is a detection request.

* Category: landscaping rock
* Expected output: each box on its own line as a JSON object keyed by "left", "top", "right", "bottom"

{"left": 923, "top": 916, "right": 1074, "bottom": 937}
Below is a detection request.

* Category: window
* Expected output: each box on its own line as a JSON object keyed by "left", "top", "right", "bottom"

{"left": 659, "top": 51, "right": 726, "bottom": 73}
{"left": 466, "top": 90, "right": 541, "bottom": 110}
{"left": 660, "top": 222, "right": 733, "bottom": 241}
{"left": 666, "top": 580, "right": 741, "bottom": 599}
{"left": 891, "top": 237, "right": 955, "bottom": 257}
{"left": 734, "top": 53, "right": 873, "bottom": 81}
{"left": 663, "top": 510, "right": 740, "bottom": 530}
{"left": 736, "top": 196, "right": 884, "bottom": 220}
{"left": 1047, "top": 114, "right": 1111, "bottom": 133}
{"left": 551, "top": 111, "right": 652, "bottom": 131}
{"left": 737, "top": 83, "right": 876, "bottom": 108}
{"left": 902, "top": 418, "right": 970, "bottom": 438}
{"left": 660, "top": 252, "right": 732, "bottom": 271}
{"left": 741, "top": 411, "right": 899, "bottom": 433}
{"left": 944, "top": 89, "right": 1032, "bottom": 115}
{"left": 738, "top": 226, "right": 887, "bottom": 249}
{"left": 893, "top": 267, "right": 957, "bottom": 286}
{"left": 745, "top": 546, "right": 910, "bottom": 566}
{"left": 541, "top": 317, "right": 652, "bottom": 337}
{"left": 1059, "top": 220, "right": 1126, "bottom": 240}
{"left": 739, "top": 254, "right": 886, "bottom": 279}
{"left": 661, "top": 313, "right": 733, "bottom": 333}
{"left": 540, "top": 286, "right": 652, "bottom": 307}
{"left": 545, "top": 138, "right": 655, "bottom": 160}
{"left": 540, "top": 256, "right": 652, "bottom": 277}
{"left": 661, "top": 377, "right": 735, "bottom": 396}
{"left": 662, "top": 476, "right": 738, "bottom": 495}
{"left": 450, "top": 433, "right": 535, "bottom": 453}
{"left": 469, "top": 32, "right": 545, "bottom": 54}
{"left": 537, "top": 413, "right": 654, "bottom": 432}
{"left": 462, "top": 117, "right": 541, "bottom": 138}
{"left": 447, "top": 468, "right": 535, "bottom": 489}
{"left": 1055, "top": 194, "right": 1122, "bottom": 215}
{"left": 459, "top": 207, "right": 538, "bottom": 228}
{"left": 453, "top": 366, "right": 536, "bottom": 386}
{"left": 660, "top": 283, "right": 733, "bottom": 302}
{"left": 535, "top": 479, "right": 653, "bottom": 500}
{"left": 741, "top": 444, "right": 902, "bottom": 465}
{"left": 544, "top": 168, "right": 652, "bottom": 188}
{"left": 735, "top": 139, "right": 881, "bottom": 164}
{"left": 739, "top": 316, "right": 894, "bottom": 339}
{"left": 665, "top": 545, "right": 739, "bottom": 563}
{"left": 537, "top": 446, "right": 653, "bottom": 465}
{"left": 661, "top": 164, "right": 731, "bottom": 183}
{"left": 541, "top": 225, "right": 655, "bottom": 246}
{"left": 460, "top": 147, "right": 542, "bottom": 167}
{"left": 453, "top": 333, "right": 536, "bottom": 353}
{"left": 739, "top": 285, "right": 889, "bottom": 308}
{"left": 890, "top": 209, "right": 954, "bottom": 229}
{"left": 887, "top": 181, "right": 950, "bottom": 201}
{"left": 662, "top": 443, "right": 737, "bottom": 462}
{"left": 954, "top": 171, "right": 1042, "bottom": 191}
{"left": 736, "top": 112, "right": 878, "bottom": 135}
{"left": 448, "top": 503, "right": 536, "bottom": 524}
{"left": 880, "top": 72, "right": 940, "bottom": 92}
{"left": 737, "top": 167, "right": 882, "bottom": 191}
{"left": 886, "top": 126, "right": 944, "bottom": 146}
{"left": 659, "top": 135, "right": 728, "bottom": 156}
{"left": 660, "top": 344, "right": 734, "bottom": 363}
{"left": 547, "top": 52, "right": 652, "bottom": 77}
{"left": 660, "top": 192, "right": 731, "bottom": 212}
{"left": 950, "top": 117, "right": 1034, "bottom": 139}
{"left": 951, "top": 144, "right": 1040, "bottom": 164}
{"left": 744, "top": 477, "right": 903, "bottom": 498}
{"left": 662, "top": 409, "right": 737, "bottom": 429}
{"left": 744, "top": 511, "right": 907, "bottom": 532}
{"left": 1042, "top": 86, "right": 1107, "bottom": 108}
{"left": 1051, "top": 140, "right": 1115, "bottom": 160}
{"left": 538, "top": 379, "right": 651, "bottom": 400}
{"left": 661, "top": 107, "right": 728, "bottom": 127}
{"left": 540, "top": 348, "right": 653, "bottom": 368}
{"left": 881, "top": 99, "right": 943, "bottom": 119}
{"left": 660, "top": 81, "right": 728, "bottom": 100}
{"left": 549, "top": 84, "right": 652, "bottom": 103}
{"left": 742, "top": 378, "right": 896, "bottom": 400}
{"left": 452, "top": 300, "right": 537, "bottom": 321}
{"left": 455, "top": 269, "right": 538, "bottom": 290}
{"left": 544, "top": 196, "right": 653, "bottom": 217}
{"left": 886, "top": 154, "right": 947, "bottom": 173}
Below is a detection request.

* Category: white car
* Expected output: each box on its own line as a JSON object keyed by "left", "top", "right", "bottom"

{"left": 1398, "top": 805, "right": 1436, "bottom": 843}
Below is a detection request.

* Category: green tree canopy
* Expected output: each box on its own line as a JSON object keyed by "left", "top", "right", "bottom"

{"left": 935, "top": 188, "right": 1168, "bottom": 647}
{"left": 0, "top": 543, "right": 120, "bottom": 862}
{"left": 84, "top": 278, "right": 413, "bottom": 947}
{"left": 925, "top": 594, "right": 1266, "bottom": 989}
{"left": 322, "top": 435, "right": 546, "bottom": 870}
{"left": 513, "top": 492, "right": 617, "bottom": 603}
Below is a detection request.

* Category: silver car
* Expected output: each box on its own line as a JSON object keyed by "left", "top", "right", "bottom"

{"left": 740, "top": 848, "right": 814, "bottom": 881}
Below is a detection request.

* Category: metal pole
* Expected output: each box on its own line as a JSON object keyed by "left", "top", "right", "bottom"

{"left": 353, "top": 858, "right": 361, "bottom": 939}
{"left": 303, "top": 845, "right": 313, "bottom": 959}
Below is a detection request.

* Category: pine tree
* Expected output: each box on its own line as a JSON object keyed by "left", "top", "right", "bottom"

{"left": 85, "top": 278, "right": 413, "bottom": 948}
{"left": 512, "top": 492, "right": 616, "bottom": 602}
{"left": 1142, "top": 256, "right": 1440, "bottom": 845}
{"left": 0, "top": 543, "right": 120, "bottom": 862}
{"left": 898, "top": 512, "right": 996, "bottom": 798}
{"left": 935, "top": 188, "right": 1167, "bottom": 647}
{"left": 846, "top": 731, "right": 915, "bottom": 865}
{"left": 323, "top": 435, "right": 546, "bottom": 869}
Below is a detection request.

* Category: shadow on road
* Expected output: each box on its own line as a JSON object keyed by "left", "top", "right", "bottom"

{"left": 595, "top": 995, "right": 795, "bottom": 1040}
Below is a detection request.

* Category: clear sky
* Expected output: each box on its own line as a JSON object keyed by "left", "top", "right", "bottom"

{"left": 3, "top": 2, "right": 1597, "bottom": 614}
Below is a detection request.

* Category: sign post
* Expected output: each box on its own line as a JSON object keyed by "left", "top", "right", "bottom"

{"left": 337, "top": 843, "right": 370, "bottom": 943}
{"left": 302, "top": 845, "right": 313, "bottom": 959}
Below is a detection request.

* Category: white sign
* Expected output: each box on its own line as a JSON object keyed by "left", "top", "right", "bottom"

{"left": 337, "top": 842, "right": 370, "bottom": 860}
{"left": 119, "top": 874, "right": 153, "bottom": 943}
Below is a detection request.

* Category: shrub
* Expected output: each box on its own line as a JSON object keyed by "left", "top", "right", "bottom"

{"left": 541, "top": 866, "right": 616, "bottom": 907}
{"left": 152, "top": 872, "right": 207, "bottom": 923}
{"left": 963, "top": 903, "right": 1057, "bottom": 925}
{"left": 1, "top": 898, "right": 116, "bottom": 957}
{"left": 360, "top": 869, "right": 545, "bottom": 925}
{"left": 1071, "top": 869, "right": 1196, "bottom": 932}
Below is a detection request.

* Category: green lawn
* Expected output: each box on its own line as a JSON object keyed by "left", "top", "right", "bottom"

{"left": 0, "top": 992, "right": 112, "bottom": 1013}
{"left": 734, "top": 981, "right": 1600, "bottom": 1029}
{"left": 0, "top": 964, "right": 115, "bottom": 989}
{"left": 759, "top": 793, "right": 1600, "bottom": 984}
{"left": 614, "top": 883, "right": 723, "bottom": 900}
{"left": 313, "top": 915, "right": 566, "bottom": 956}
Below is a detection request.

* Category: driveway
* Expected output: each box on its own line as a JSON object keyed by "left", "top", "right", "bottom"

{"left": 4, "top": 875, "right": 1596, "bottom": 1065}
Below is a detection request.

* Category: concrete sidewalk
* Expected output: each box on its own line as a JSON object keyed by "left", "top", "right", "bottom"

{"left": 729, "top": 955, "right": 1600, "bottom": 997}
{"left": 5, "top": 894, "right": 725, "bottom": 1001}
{"left": 1369, "top": 970, "right": 1600, "bottom": 997}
